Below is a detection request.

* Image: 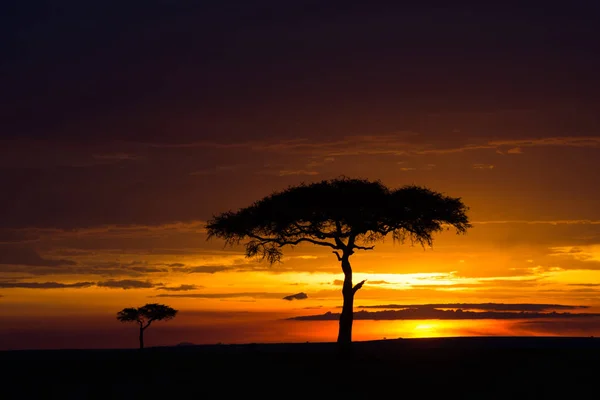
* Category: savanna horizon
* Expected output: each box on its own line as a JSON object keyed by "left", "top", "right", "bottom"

{"left": 2, "top": 2, "right": 600, "bottom": 351}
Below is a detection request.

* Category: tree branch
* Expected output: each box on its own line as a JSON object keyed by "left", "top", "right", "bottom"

{"left": 353, "top": 279, "right": 366, "bottom": 293}
{"left": 248, "top": 234, "right": 339, "bottom": 249}
{"left": 335, "top": 220, "right": 342, "bottom": 234}
{"left": 332, "top": 251, "right": 343, "bottom": 261}
{"left": 353, "top": 244, "right": 375, "bottom": 251}
{"left": 347, "top": 233, "right": 356, "bottom": 249}
{"left": 290, "top": 222, "right": 338, "bottom": 239}
{"left": 285, "top": 237, "right": 340, "bottom": 249}
{"left": 334, "top": 221, "right": 350, "bottom": 249}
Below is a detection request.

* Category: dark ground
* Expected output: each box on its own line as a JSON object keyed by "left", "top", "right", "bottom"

{"left": 2, "top": 337, "right": 599, "bottom": 399}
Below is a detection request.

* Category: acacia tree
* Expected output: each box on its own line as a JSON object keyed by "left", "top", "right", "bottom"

{"left": 206, "top": 177, "right": 470, "bottom": 345}
{"left": 116, "top": 303, "right": 178, "bottom": 349}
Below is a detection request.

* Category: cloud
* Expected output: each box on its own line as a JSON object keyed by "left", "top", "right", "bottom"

{"left": 543, "top": 246, "right": 600, "bottom": 270}
{"left": 189, "top": 164, "right": 244, "bottom": 176}
{"left": 291, "top": 306, "right": 600, "bottom": 321}
{"left": 92, "top": 153, "right": 141, "bottom": 162}
{"left": 407, "top": 277, "right": 546, "bottom": 290}
{"left": 130, "top": 266, "right": 168, "bottom": 273}
{"left": 182, "top": 266, "right": 232, "bottom": 274}
{"left": 277, "top": 170, "right": 320, "bottom": 176}
{"left": 138, "top": 135, "right": 417, "bottom": 158}
{"left": 0, "top": 262, "right": 167, "bottom": 277}
{"left": 332, "top": 279, "right": 390, "bottom": 286}
{"left": 507, "top": 147, "right": 523, "bottom": 154}
{"left": 0, "top": 277, "right": 170, "bottom": 290}
{"left": 156, "top": 284, "right": 201, "bottom": 291}
{"left": 357, "top": 303, "right": 588, "bottom": 312}
{"left": 472, "top": 220, "right": 600, "bottom": 225}
{"left": 568, "top": 283, "right": 600, "bottom": 287}
{"left": 472, "top": 163, "right": 494, "bottom": 170}
{"left": 0, "top": 281, "right": 94, "bottom": 289}
{"left": 154, "top": 292, "right": 293, "bottom": 299}
{"left": 550, "top": 246, "right": 600, "bottom": 262}
{"left": 305, "top": 157, "right": 335, "bottom": 169}
{"left": 2, "top": 132, "right": 598, "bottom": 232}
{"left": 0, "top": 246, "right": 75, "bottom": 267}
{"left": 0, "top": 223, "right": 208, "bottom": 241}
{"left": 283, "top": 292, "right": 308, "bottom": 301}
{"left": 0, "top": 229, "right": 40, "bottom": 244}
{"left": 490, "top": 136, "right": 600, "bottom": 149}
{"left": 96, "top": 279, "right": 158, "bottom": 289}
{"left": 1, "top": 257, "right": 175, "bottom": 277}
{"left": 414, "top": 136, "right": 600, "bottom": 156}
{"left": 293, "top": 255, "right": 319, "bottom": 260}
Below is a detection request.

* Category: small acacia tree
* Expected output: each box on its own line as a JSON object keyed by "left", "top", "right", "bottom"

{"left": 116, "top": 303, "right": 178, "bottom": 349}
{"left": 206, "top": 177, "right": 470, "bottom": 345}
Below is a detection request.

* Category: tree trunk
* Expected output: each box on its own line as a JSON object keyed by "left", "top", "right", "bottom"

{"left": 337, "top": 255, "right": 354, "bottom": 345}
{"left": 139, "top": 327, "right": 144, "bottom": 349}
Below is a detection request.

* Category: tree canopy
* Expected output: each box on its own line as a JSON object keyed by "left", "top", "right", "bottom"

{"left": 117, "top": 303, "right": 178, "bottom": 328}
{"left": 206, "top": 177, "right": 471, "bottom": 263}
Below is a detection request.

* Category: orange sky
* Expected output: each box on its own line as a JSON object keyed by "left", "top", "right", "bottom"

{"left": 2, "top": 2, "right": 600, "bottom": 349}
{"left": 2, "top": 156, "right": 600, "bottom": 349}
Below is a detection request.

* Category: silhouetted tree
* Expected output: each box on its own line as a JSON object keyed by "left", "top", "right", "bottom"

{"left": 116, "top": 303, "right": 178, "bottom": 349}
{"left": 206, "top": 177, "right": 470, "bottom": 345}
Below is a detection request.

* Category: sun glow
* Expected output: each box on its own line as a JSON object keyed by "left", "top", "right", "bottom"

{"left": 352, "top": 319, "right": 520, "bottom": 340}
{"left": 414, "top": 323, "right": 437, "bottom": 333}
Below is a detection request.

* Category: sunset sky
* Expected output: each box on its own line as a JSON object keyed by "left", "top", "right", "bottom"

{"left": 2, "top": 1, "right": 600, "bottom": 350}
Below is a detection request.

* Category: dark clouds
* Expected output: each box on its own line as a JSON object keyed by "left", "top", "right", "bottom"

{"left": 0, "top": 281, "right": 94, "bottom": 289}
{"left": 283, "top": 292, "right": 308, "bottom": 301}
{"left": 0, "top": 261, "right": 169, "bottom": 277}
{"left": 2, "top": 134, "right": 600, "bottom": 230}
{"left": 96, "top": 279, "right": 157, "bottom": 289}
{"left": 0, "top": 279, "right": 165, "bottom": 290}
{"left": 291, "top": 305, "right": 600, "bottom": 321}
{"left": 155, "top": 292, "right": 295, "bottom": 299}
{"left": 0, "top": 246, "right": 75, "bottom": 267}
{"left": 1, "top": 2, "right": 599, "bottom": 230}
{"left": 0, "top": 229, "right": 41, "bottom": 244}
{"left": 182, "top": 266, "right": 233, "bottom": 274}
{"left": 3, "top": 1, "right": 599, "bottom": 142}
{"left": 130, "top": 266, "right": 167, "bottom": 273}
{"left": 358, "top": 303, "right": 589, "bottom": 312}
{"left": 156, "top": 284, "right": 201, "bottom": 292}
